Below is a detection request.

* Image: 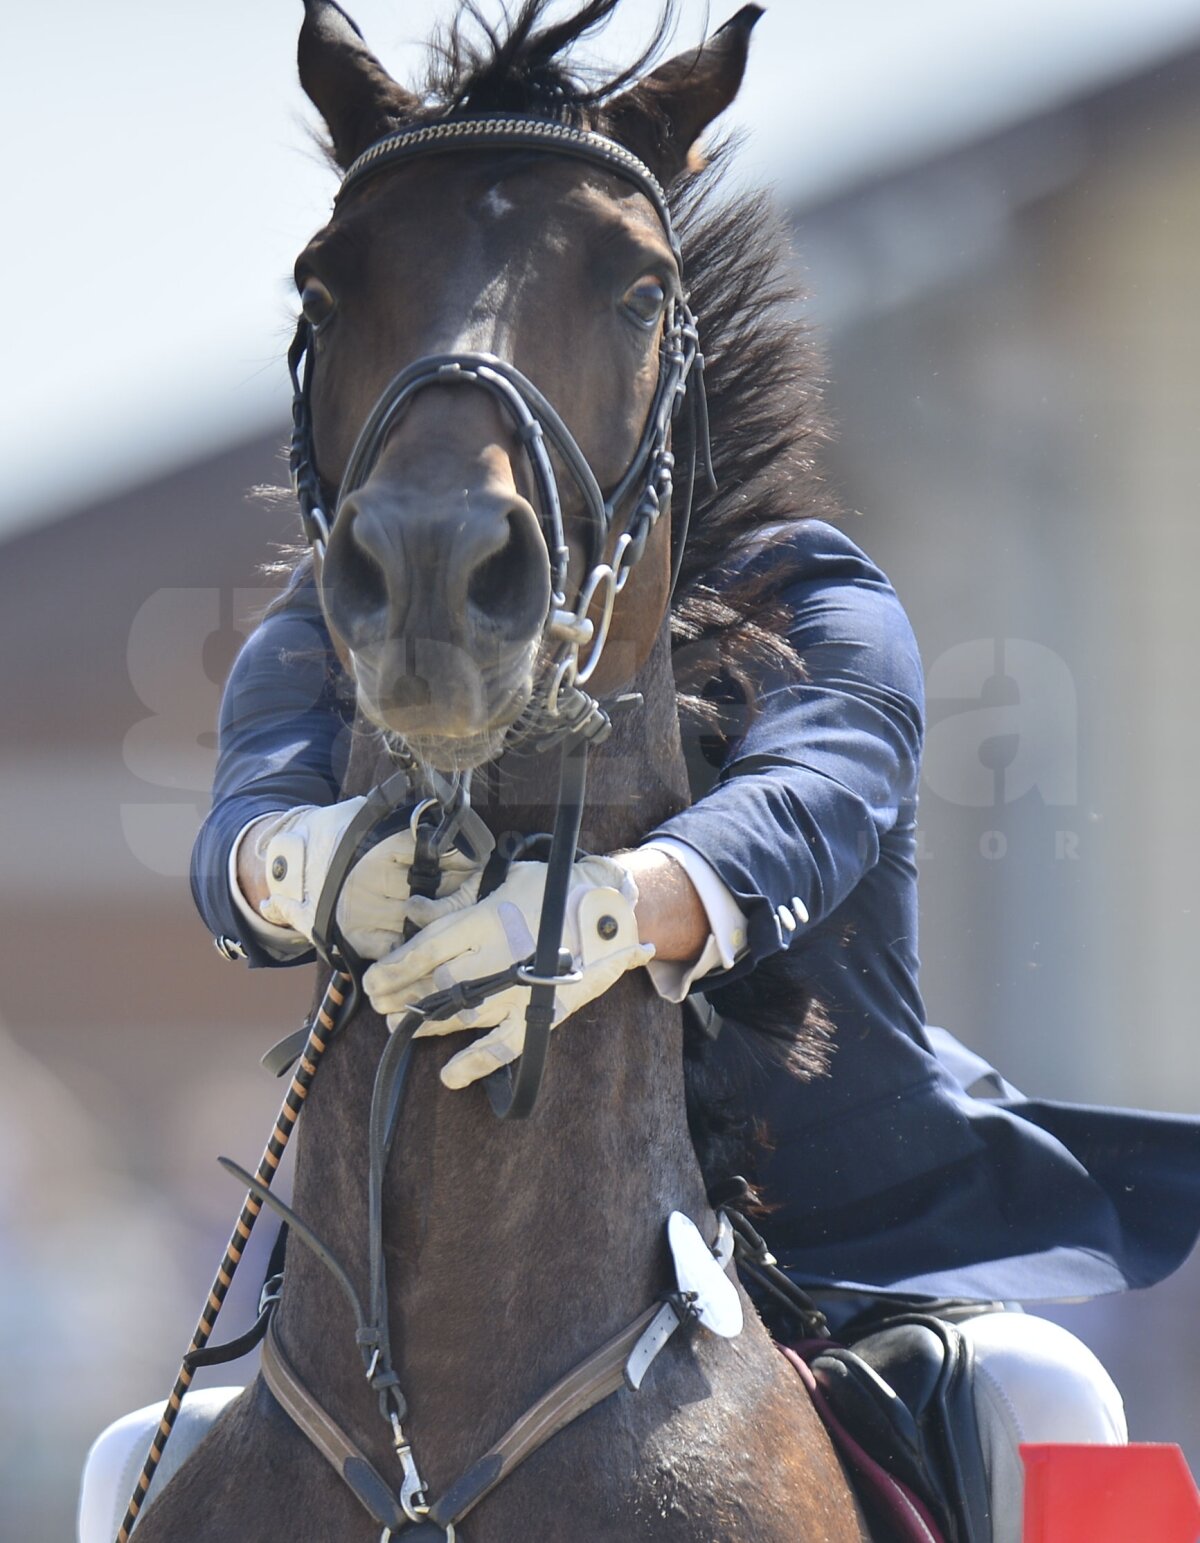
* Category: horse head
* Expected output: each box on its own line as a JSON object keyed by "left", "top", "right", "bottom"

{"left": 293, "top": 0, "right": 760, "bottom": 770}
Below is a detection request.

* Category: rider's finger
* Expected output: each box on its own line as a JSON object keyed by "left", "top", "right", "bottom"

{"left": 437, "top": 1026, "right": 521, "bottom": 1089}
{"left": 363, "top": 911, "right": 482, "bottom": 995}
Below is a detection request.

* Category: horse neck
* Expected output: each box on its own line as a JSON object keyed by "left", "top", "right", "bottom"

{"left": 279, "top": 622, "right": 711, "bottom": 1479}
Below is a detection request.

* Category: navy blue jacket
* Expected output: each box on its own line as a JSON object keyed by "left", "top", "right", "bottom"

{"left": 193, "top": 522, "right": 1200, "bottom": 1303}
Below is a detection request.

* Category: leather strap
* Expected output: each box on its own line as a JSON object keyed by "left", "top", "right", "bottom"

{"left": 183, "top": 1288, "right": 276, "bottom": 1372}
{"left": 309, "top": 767, "right": 416, "bottom": 969}
{"left": 261, "top": 1025, "right": 311, "bottom": 1077}
{"left": 623, "top": 1300, "right": 684, "bottom": 1392}
{"left": 261, "top": 1298, "right": 663, "bottom": 1534}
{"left": 364, "top": 1020, "right": 421, "bottom": 1420}
{"left": 486, "top": 736, "right": 590, "bottom": 1121}
{"left": 428, "top": 1303, "right": 660, "bottom": 1528}
{"left": 262, "top": 1315, "right": 408, "bottom": 1531}
{"left": 338, "top": 118, "right": 676, "bottom": 260}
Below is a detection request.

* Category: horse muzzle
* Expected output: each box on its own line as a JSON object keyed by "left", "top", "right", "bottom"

{"left": 321, "top": 477, "right": 551, "bottom": 756}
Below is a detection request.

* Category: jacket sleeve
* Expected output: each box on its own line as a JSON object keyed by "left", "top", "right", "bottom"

{"left": 190, "top": 587, "right": 352, "bottom": 967}
{"left": 650, "top": 525, "right": 924, "bottom": 979}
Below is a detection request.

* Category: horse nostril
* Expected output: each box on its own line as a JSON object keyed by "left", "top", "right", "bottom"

{"left": 322, "top": 504, "right": 392, "bottom": 647}
{"left": 466, "top": 507, "right": 550, "bottom": 641}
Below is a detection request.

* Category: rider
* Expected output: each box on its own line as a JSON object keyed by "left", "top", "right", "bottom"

{"left": 180, "top": 512, "right": 1198, "bottom": 1543}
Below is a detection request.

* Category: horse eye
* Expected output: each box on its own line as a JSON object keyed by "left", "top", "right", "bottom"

{"left": 622, "top": 276, "right": 667, "bottom": 328}
{"left": 300, "top": 277, "right": 336, "bottom": 329}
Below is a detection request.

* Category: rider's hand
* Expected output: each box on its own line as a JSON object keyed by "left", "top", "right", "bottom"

{"left": 362, "top": 856, "right": 654, "bottom": 1088}
{"left": 251, "top": 801, "right": 479, "bottom": 961}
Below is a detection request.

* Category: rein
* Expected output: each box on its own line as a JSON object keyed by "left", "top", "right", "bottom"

{"left": 120, "top": 115, "right": 720, "bottom": 1542}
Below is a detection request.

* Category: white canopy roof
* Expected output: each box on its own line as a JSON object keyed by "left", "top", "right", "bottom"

{"left": 6, "top": 0, "right": 1200, "bottom": 539}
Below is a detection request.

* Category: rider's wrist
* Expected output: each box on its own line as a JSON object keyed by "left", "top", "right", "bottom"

{"left": 618, "top": 844, "right": 712, "bottom": 964}
{"left": 644, "top": 838, "right": 748, "bottom": 965}
{"left": 232, "top": 813, "right": 288, "bottom": 912}
{"left": 230, "top": 814, "right": 310, "bottom": 948}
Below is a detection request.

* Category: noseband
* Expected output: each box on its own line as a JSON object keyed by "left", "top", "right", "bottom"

{"left": 288, "top": 115, "right": 714, "bottom": 749}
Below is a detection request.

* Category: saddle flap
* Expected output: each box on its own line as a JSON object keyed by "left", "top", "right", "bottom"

{"left": 855, "top": 1321, "right": 956, "bottom": 1421}
{"left": 811, "top": 1347, "right": 928, "bottom": 1490}
{"left": 812, "top": 1313, "right": 994, "bottom": 1543}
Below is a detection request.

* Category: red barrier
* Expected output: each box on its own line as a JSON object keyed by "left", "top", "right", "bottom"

{"left": 1022, "top": 1443, "right": 1200, "bottom": 1542}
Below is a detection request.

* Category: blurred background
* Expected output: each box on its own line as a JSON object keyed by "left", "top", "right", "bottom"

{"left": 3, "top": 0, "right": 1199, "bottom": 1534}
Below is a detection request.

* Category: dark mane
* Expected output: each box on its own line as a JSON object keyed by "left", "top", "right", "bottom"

{"left": 668, "top": 155, "right": 837, "bottom": 693}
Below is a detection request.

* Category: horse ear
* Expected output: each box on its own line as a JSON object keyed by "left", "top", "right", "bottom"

{"left": 607, "top": 6, "right": 763, "bottom": 185}
{"left": 299, "top": 0, "right": 420, "bottom": 169}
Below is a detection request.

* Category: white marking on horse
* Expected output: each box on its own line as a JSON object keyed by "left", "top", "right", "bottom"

{"left": 481, "top": 187, "right": 516, "bottom": 220}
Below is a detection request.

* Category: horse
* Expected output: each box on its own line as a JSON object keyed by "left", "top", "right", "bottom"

{"left": 129, "top": 3, "right": 873, "bottom": 1538}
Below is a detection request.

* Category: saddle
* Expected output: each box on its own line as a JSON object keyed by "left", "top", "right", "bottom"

{"left": 802, "top": 1302, "right": 997, "bottom": 1543}
{"left": 716, "top": 1195, "right": 995, "bottom": 1543}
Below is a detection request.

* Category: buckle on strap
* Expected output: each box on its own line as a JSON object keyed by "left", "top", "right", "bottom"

{"left": 624, "top": 1212, "right": 744, "bottom": 1390}
{"left": 390, "top": 1409, "right": 431, "bottom": 1524}
{"left": 381, "top": 1526, "right": 456, "bottom": 1542}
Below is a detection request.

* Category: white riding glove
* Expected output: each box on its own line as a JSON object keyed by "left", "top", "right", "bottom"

{"left": 362, "top": 856, "right": 655, "bottom": 1088}
{"left": 252, "top": 800, "right": 480, "bottom": 962}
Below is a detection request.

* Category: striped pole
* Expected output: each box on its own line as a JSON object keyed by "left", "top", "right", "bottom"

{"left": 116, "top": 971, "right": 351, "bottom": 1542}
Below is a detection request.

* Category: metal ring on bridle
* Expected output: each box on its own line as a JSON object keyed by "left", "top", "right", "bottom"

{"left": 408, "top": 798, "right": 440, "bottom": 840}
{"left": 572, "top": 534, "right": 631, "bottom": 686}
{"left": 516, "top": 962, "right": 585, "bottom": 988}
{"left": 545, "top": 652, "right": 579, "bottom": 719}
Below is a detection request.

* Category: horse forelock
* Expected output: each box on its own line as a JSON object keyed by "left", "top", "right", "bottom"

{"left": 422, "top": 0, "right": 678, "bottom": 121}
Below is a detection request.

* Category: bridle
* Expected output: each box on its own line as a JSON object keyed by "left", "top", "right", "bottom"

{"left": 287, "top": 114, "right": 715, "bottom": 751}
{"left": 119, "top": 114, "right": 734, "bottom": 1543}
